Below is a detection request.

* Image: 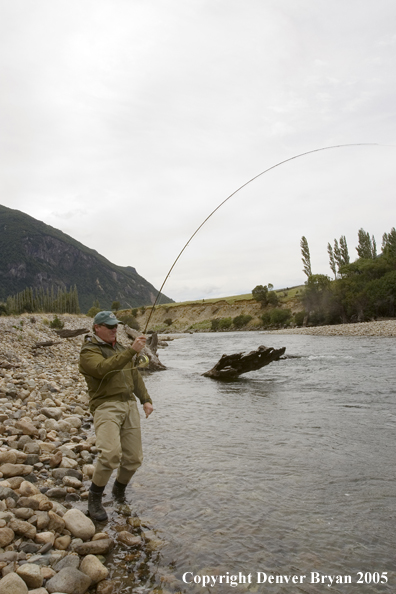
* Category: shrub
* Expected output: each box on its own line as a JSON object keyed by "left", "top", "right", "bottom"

{"left": 211, "top": 319, "right": 220, "bottom": 331}
{"left": 87, "top": 306, "right": 101, "bottom": 318}
{"left": 270, "top": 308, "right": 291, "bottom": 326}
{"left": 261, "top": 312, "right": 271, "bottom": 326}
{"left": 233, "top": 314, "right": 253, "bottom": 328}
{"left": 111, "top": 301, "right": 120, "bottom": 311}
{"left": 49, "top": 315, "right": 64, "bottom": 329}
{"left": 132, "top": 308, "right": 138, "bottom": 317}
{"left": 164, "top": 318, "right": 173, "bottom": 326}
{"left": 218, "top": 317, "right": 232, "bottom": 329}
{"left": 267, "top": 291, "right": 279, "bottom": 306}
{"left": 294, "top": 311, "right": 306, "bottom": 326}
{"left": 117, "top": 313, "right": 140, "bottom": 331}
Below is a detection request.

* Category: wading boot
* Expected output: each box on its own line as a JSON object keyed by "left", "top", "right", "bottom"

{"left": 112, "top": 479, "right": 128, "bottom": 503}
{"left": 88, "top": 485, "right": 108, "bottom": 522}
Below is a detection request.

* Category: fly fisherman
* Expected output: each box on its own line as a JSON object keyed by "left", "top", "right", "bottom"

{"left": 79, "top": 311, "right": 154, "bottom": 521}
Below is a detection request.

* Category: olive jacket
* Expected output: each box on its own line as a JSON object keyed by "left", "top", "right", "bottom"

{"left": 79, "top": 335, "right": 152, "bottom": 413}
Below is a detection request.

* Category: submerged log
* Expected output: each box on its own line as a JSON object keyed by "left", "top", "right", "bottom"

{"left": 202, "top": 345, "right": 286, "bottom": 380}
{"left": 123, "top": 327, "right": 166, "bottom": 371}
{"left": 54, "top": 328, "right": 89, "bottom": 338}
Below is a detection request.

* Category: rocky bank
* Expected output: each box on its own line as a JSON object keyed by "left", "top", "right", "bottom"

{"left": 0, "top": 314, "right": 170, "bottom": 594}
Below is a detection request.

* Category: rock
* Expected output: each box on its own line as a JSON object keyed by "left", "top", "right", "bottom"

{"left": 48, "top": 510, "right": 65, "bottom": 532}
{"left": 27, "top": 589, "right": 47, "bottom": 594}
{"left": 54, "top": 535, "right": 71, "bottom": 550}
{"left": 19, "top": 480, "right": 40, "bottom": 496}
{"left": 82, "top": 464, "right": 94, "bottom": 478}
{"left": 23, "top": 442, "right": 41, "bottom": 455}
{"left": 14, "top": 507, "right": 35, "bottom": 520}
{"left": 8, "top": 518, "right": 37, "bottom": 539}
{"left": 14, "top": 419, "right": 38, "bottom": 437}
{"left": 0, "top": 572, "right": 28, "bottom": 594}
{"left": 41, "top": 408, "right": 63, "bottom": 421}
{"left": 16, "top": 564, "right": 43, "bottom": 589}
{"left": 73, "top": 538, "right": 113, "bottom": 556}
{"left": 92, "top": 532, "right": 109, "bottom": 541}
{"left": 0, "top": 486, "right": 19, "bottom": 502}
{"left": 63, "top": 509, "right": 95, "bottom": 541}
{"left": 117, "top": 531, "right": 142, "bottom": 547}
{"left": 80, "top": 554, "right": 109, "bottom": 583}
{"left": 0, "top": 451, "right": 17, "bottom": 465}
{"left": 0, "top": 526, "right": 15, "bottom": 547}
{"left": 53, "top": 554, "right": 80, "bottom": 571}
{"left": 40, "top": 566, "right": 56, "bottom": 580}
{"left": 59, "top": 457, "right": 78, "bottom": 469}
{"left": 35, "top": 531, "right": 55, "bottom": 545}
{"left": 96, "top": 578, "right": 122, "bottom": 594}
{"left": 35, "top": 510, "right": 50, "bottom": 530}
{"left": 49, "top": 451, "right": 62, "bottom": 468}
{"left": 46, "top": 567, "right": 92, "bottom": 594}
{"left": 52, "top": 468, "right": 82, "bottom": 481}
{"left": 45, "top": 487, "right": 67, "bottom": 499}
{"left": 6, "top": 477, "right": 24, "bottom": 490}
{"left": 62, "top": 476, "right": 82, "bottom": 489}
{"left": 0, "top": 464, "right": 33, "bottom": 478}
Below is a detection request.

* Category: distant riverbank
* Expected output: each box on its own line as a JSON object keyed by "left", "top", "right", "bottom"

{"left": 265, "top": 319, "right": 396, "bottom": 337}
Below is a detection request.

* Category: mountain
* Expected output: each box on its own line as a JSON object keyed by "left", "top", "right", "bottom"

{"left": 0, "top": 204, "right": 173, "bottom": 312}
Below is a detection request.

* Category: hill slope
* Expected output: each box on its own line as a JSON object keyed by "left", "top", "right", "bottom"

{"left": 0, "top": 204, "right": 172, "bottom": 312}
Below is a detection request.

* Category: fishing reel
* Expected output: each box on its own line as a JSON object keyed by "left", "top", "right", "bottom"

{"left": 135, "top": 353, "right": 150, "bottom": 369}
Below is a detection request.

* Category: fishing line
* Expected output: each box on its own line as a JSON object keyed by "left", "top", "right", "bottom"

{"left": 143, "top": 142, "right": 392, "bottom": 333}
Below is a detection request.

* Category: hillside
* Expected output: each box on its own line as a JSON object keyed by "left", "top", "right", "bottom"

{"left": 0, "top": 204, "right": 172, "bottom": 312}
{"left": 133, "top": 288, "right": 304, "bottom": 332}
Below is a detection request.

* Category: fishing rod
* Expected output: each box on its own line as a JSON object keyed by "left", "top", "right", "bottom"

{"left": 143, "top": 142, "right": 388, "bottom": 335}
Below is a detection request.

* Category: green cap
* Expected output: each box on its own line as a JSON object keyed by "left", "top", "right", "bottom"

{"left": 93, "top": 311, "right": 123, "bottom": 326}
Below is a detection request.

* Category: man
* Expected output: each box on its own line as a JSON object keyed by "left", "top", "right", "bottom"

{"left": 79, "top": 310, "right": 154, "bottom": 521}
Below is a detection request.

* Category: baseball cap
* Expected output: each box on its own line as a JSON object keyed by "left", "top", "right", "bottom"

{"left": 93, "top": 311, "right": 123, "bottom": 326}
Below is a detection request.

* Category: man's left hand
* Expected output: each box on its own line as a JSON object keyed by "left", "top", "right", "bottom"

{"left": 143, "top": 402, "right": 154, "bottom": 418}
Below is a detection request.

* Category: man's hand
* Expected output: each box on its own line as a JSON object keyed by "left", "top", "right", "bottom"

{"left": 131, "top": 335, "right": 146, "bottom": 353}
{"left": 143, "top": 402, "right": 154, "bottom": 418}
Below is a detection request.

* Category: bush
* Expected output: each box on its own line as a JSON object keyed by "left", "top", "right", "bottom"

{"left": 117, "top": 313, "right": 140, "bottom": 331}
{"left": 218, "top": 317, "right": 232, "bottom": 329}
{"left": 164, "top": 318, "right": 173, "bottom": 326}
{"left": 111, "top": 301, "right": 120, "bottom": 311}
{"left": 261, "top": 312, "right": 271, "bottom": 326}
{"left": 132, "top": 308, "right": 138, "bottom": 317}
{"left": 233, "top": 314, "right": 253, "bottom": 328}
{"left": 211, "top": 319, "right": 220, "bottom": 331}
{"left": 49, "top": 315, "right": 64, "bottom": 329}
{"left": 270, "top": 308, "right": 291, "bottom": 326}
{"left": 87, "top": 306, "right": 101, "bottom": 318}
{"left": 267, "top": 291, "right": 279, "bottom": 306}
{"left": 294, "top": 311, "right": 306, "bottom": 326}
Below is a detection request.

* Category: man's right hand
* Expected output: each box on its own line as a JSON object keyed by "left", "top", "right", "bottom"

{"left": 131, "top": 335, "right": 146, "bottom": 353}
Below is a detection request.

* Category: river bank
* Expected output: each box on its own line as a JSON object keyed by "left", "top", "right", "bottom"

{"left": 265, "top": 318, "right": 396, "bottom": 337}
{"left": 0, "top": 314, "right": 170, "bottom": 594}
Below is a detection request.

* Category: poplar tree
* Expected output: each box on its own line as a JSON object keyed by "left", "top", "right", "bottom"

{"left": 300, "top": 236, "right": 312, "bottom": 277}
{"left": 327, "top": 243, "right": 337, "bottom": 279}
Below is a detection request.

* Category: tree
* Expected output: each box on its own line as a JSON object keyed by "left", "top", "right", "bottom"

{"left": 333, "top": 236, "right": 350, "bottom": 275}
{"left": 356, "top": 228, "right": 376, "bottom": 259}
{"left": 300, "top": 236, "right": 312, "bottom": 277}
{"left": 327, "top": 242, "right": 337, "bottom": 279}
{"left": 111, "top": 301, "right": 121, "bottom": 311}
{"left": 252, "top": 285, "right": 269, "bottom": 306}
{"left": 382, "top": 227, "right": 396, "bottom": 259}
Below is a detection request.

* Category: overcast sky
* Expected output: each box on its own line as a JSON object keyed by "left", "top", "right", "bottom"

{"left": 1, "top": 0, "right": 395, "bottom": 302}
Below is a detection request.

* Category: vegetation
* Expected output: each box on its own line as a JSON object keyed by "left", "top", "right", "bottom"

{"left": 233, "top": 314, "right": 253, "bottom": 328}
{"left": 3, "top": 285, "right": 80, "bottom": 315}
{"left": 49, "top": 315, "right": 64, "bottom": 329}
{"left": 117, "top": 312, "right": 140, "bottom": 331}
{"left": 301, "top": 227, "right": 396, "bottom": 325}
{"left": 252, "top": 283, "right": 278, "bottom": 307}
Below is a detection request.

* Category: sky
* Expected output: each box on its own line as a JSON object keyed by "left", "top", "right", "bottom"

{"left": 1, "top": 0, "right": 395, "bottom": 302}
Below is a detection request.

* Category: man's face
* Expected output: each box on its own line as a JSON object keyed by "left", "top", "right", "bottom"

{"left": 94, "top": 323, "right": 118, "bottom": 344}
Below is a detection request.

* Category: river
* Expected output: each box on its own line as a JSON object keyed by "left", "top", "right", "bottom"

{"left": 106, "top": 332, "right": 396, "bottom": 593}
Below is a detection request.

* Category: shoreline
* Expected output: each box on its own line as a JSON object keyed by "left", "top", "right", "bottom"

{"left": 263, "top": 319, "right": 396, "bottom": 337}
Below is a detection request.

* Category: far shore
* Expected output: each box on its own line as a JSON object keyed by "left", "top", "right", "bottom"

{"left": 264, "top": 319, "right": 396, "bottom": 338}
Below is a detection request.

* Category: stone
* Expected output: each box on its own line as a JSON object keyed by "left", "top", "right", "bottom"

{"left": 35, "top": 531, "right": 55, "bottom": 546}
{"left": 0, "top": 486, "right": 18, "bottom": 502}
{"left": 14, "top": 419, "right": 38, "bottom": 437}
{"left": 0, "top": 464, "right": 33, "bottom": 478}
{"left": 35, "top": 510, "right": 50, "bottom": 530}
{"left": 0, "top": 527, "right": 15, "bottom": 547}
{"left": 6, "top": 477, "right": 24, "bottom": 490}
{"left": 46, "top": 567, "right": 92, "bottom": 594}
{"left": 82, "top": 464, "right": 94, "bottom": 478}
{"left": 80, "top": 554, "right": 109, "bottom": 583}
{"left": 8, "top": 518, "right": 37, "bottom": 539}
{"left": 27, "top": 589, "right": 47, "bottom": 594}
{"left": 59, "top": 457, "right": 78, "bottom": 469}
{"left": 96, "top": 579, "right": 121, "bottom": 594}
{"left": 48, "top": 510, "right": 65, "bottom": 532}
{"left": 19, "top": 480, "right": 40, "bottom": 496}
{"left": 92, "top": 532, "right": 109, "bottom": 541}
{"left": 14, "top": 507, "right": 35, "bottom": 520}
{"left": 53, "top": 554, "right": 80, "bottom": 571}
{"left": 0, "top": 572, "right": 28, "bottom": 594}
{"left": 16, "top": 564, "right": 43, "bottom": 589}
{"left": 63, "top": 509, "right": 95, "bottom": 541}
{"left": 41, "top": 408, "right": 63, "bottom": 421}
{"left": 52, "top": 468, "right": 82, "bottom": 481}
{"left": 40, "top": 566, "right": 56, "bottom": 580}
{"left": 62, "top": 476, "right": 82, "bottom": 489}
{"left": 73, "top": 538, "right": 113, "bottom": 556}
{"left": 117, "top": 531, "right": 142, "bottom": 547}
{"left": 0, "top": 451, "right": 17, "bottom": 465}
{"left": 54, "top": 535, "right": 71, "bottom": 550}
{"left": 23, "top": 442, "right": 41, "bottom": 455}
{"left": 46, "top": 487, "right": 67, "bottom": 499}
{"left": 49, "top": 451, "right": 62, "bottom": 468}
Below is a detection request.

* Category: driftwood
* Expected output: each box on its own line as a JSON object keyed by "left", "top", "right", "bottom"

{"left": 33, "top": 340, "right": 61, "bottom": 349}
{"left": 123, "top": 327, "right": 166, "bottom": 371}
{"left": 202, "top": 345, "right": 286, "bottom": 380}
{"left": 54, "top": 328, "right": 89, "bottom": 338}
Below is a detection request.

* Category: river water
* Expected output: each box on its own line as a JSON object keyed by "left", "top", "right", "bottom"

{"left": 106, "top": 332, "right": 396, "bottom": 593}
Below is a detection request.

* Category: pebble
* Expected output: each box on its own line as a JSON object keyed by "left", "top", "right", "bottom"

{"left": 0, "top": 572, "right": 28, "bottom": 594}
{"left": 80, "top": 554, "right": 109, "bottom": 583}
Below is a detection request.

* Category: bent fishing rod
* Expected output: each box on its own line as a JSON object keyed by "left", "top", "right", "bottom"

{"left": 142, "top": 142, "right": 389, "bottom": 335}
